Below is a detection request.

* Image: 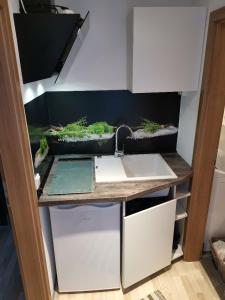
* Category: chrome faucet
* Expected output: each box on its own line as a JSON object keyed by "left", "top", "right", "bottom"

{"left": 115, "top": 125, "right": 134, "bottom": 157}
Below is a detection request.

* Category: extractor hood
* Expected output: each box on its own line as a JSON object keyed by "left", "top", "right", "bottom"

{"left": 13, "top": 11, "right": 89, "bottom": 84}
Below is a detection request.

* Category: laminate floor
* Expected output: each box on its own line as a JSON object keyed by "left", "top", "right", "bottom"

{"left": 201, "top": 253, "right": 225, "bottom": 299}
{"left": 55, "top": 258, "right": 222, "bottom": 300}
{"left": 0, "top": 228, "right": 24, "bottom": 300}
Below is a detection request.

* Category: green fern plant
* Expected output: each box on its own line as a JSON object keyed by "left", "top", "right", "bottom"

{"left": 50, "top": 117, "right": 88, "bottom": 138}
{"left": 87, "top": 122, "right": 113, "bottom": 137}
{"left": 49, "top": 118, "right": 114, "bottom": 139}
{"left": 139, "top": 119, "right": 161, "bottom": 133}
{"left": 39, "top": 137, "right": 48, "bottom": 155}
{"left": 28, "top": 126, "right": 47, "bottom": 140}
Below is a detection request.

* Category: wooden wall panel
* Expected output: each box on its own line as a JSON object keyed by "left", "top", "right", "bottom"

{"left": 0, "top": 0, "right": 51, "bottom": 299}
{"left": 184, "top": 7, "right": 225, "bottom": 261}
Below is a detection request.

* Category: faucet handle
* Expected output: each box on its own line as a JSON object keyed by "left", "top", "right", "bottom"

{"left": 115, "top": 150, "right": 124, "bottom": 158}
{"left": 114, "top": 145, "right": 124, "bottom": 158}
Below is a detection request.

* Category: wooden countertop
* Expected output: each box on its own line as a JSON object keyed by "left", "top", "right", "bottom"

{"left": 38, "top": 153, "right": 192, "bottom": 206}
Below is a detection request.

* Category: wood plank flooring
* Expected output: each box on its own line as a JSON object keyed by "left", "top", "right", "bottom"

{"left": 201, "top": 253, "right": 225, "bottom": 299}
{"left": 55, "top": 260, "right": 221, "bottom": 300}
{"left": 0, "top": 228, "right": 24, "bottom": 300}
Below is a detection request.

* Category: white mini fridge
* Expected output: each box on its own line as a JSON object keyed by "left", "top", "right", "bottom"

{"left": 49, "top": 203, "right": 120, "bottom": 293}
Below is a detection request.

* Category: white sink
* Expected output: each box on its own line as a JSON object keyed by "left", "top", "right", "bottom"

{"left": 95, "top": 154, "right": 177, "bottom": 183}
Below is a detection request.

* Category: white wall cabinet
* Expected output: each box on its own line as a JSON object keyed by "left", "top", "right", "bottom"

{"left": 130, "top": 7, "right": 207, "bottom": 93}
{"left": 122, "top": 199, "right": 176, "bottom": 289}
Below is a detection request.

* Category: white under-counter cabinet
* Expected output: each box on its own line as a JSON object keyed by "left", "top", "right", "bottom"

{"left": 122, "top": 196, "right": 177, "bottom": 289}
{"left": 130, "top": 7, "right": 207, "bottom": 93}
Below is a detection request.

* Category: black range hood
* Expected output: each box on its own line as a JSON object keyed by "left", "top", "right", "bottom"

{"left": 14, "top": 11, "right": 89, "bottom": 84}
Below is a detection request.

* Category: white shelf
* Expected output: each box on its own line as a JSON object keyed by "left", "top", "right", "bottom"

{"left": 176, "top": 191, "right": 191, "bottom": 201}
{"left": 175, "top": 180, "right": 191, "bottom": 200}
{"left": 176, "top": 202, "right": 188, "bottom": 221}
{"left": 172, "top": 244, "right": 183, "bottom": 261}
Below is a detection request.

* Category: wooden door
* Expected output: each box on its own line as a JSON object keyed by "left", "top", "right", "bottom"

{"left": 184, "top": 7, "right": 225, "bottom": 261}
{"left": 0, "top": 0, "right": 51, "bottom": 299}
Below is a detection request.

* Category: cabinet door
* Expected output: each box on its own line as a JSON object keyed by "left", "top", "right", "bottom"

{"left": 131, "top": 7, "right": 207, "bottom": 93}
{"left": 122, "top": 199, "right": 176, "bottom": 288}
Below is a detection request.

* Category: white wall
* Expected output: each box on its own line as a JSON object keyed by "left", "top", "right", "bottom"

{"left": 50, "top": 0, "right": 193, "bottom": 91}
{"left": 9, "top": 0, "right": 19, "bottom": 12}
{"left": 217, "top": 125, "right": 225, "bottom": 171}
{"left": 8, "top": 0, "right": 55, "bottom": 104}
{"left": 11, "top": 0, "right": 194, "bottom": 97}
{"left": 23, "top": 76, "right": 56, "bottom": 105}
{"left": 177, "top": 91, "right": 201, "bottom": 164}
{"left": 194, "top": 0, "right": 225, "bottom": 10}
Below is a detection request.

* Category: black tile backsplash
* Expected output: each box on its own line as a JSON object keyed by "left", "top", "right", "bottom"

{"left": 25, "top": 93, "right": 49, "bottom": 127}
{"left": 25, "top": 90, "right": 181, "bottom": 156}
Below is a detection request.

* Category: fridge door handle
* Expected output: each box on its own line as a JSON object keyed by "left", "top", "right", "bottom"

{"left": 52, "top": 203, "right": 117, "bottom": 210}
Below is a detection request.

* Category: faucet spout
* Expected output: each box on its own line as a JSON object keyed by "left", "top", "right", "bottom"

{"left": 114, "top": 125, "right": 134, "bottom": 157}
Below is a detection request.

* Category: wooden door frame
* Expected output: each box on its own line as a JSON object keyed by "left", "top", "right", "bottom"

{"left": 0, "top": 1, "right": 51, "bottom": 299}
{"left": 183, "top": 6, "right": 225, "bottom": 261}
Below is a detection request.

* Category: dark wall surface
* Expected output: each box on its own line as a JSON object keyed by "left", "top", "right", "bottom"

{"left": 25, "top": 90, "right": 181, "bottom": 156}
{"left": 25, "top": 93, "right": 49, "bottom": 127}
{"left": 46, "top": 91, "right": 180, "bottom": 127}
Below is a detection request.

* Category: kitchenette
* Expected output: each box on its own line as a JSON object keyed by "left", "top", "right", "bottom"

{"left": 37, "top": 151, "right": 192, "bottom": 293}
{"left": 10, "top": 0, "right": 208, "bottom": 297}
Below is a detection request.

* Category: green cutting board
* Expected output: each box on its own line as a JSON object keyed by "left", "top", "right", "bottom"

{"left": 44, "top": 156, "right": 94, "bottom": 195}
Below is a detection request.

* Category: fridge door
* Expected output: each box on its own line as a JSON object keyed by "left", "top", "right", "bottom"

{"left": 50, "top": 203, "right": 120, "bottom": 292}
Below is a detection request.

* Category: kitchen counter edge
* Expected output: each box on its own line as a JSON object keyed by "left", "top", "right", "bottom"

{"left": 38, "top": 153, "right": 192, "bottom": 207}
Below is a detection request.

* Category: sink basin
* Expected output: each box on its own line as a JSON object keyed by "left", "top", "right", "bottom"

{"left": 95, "top": 154, "right": 177, "bottom": 183}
